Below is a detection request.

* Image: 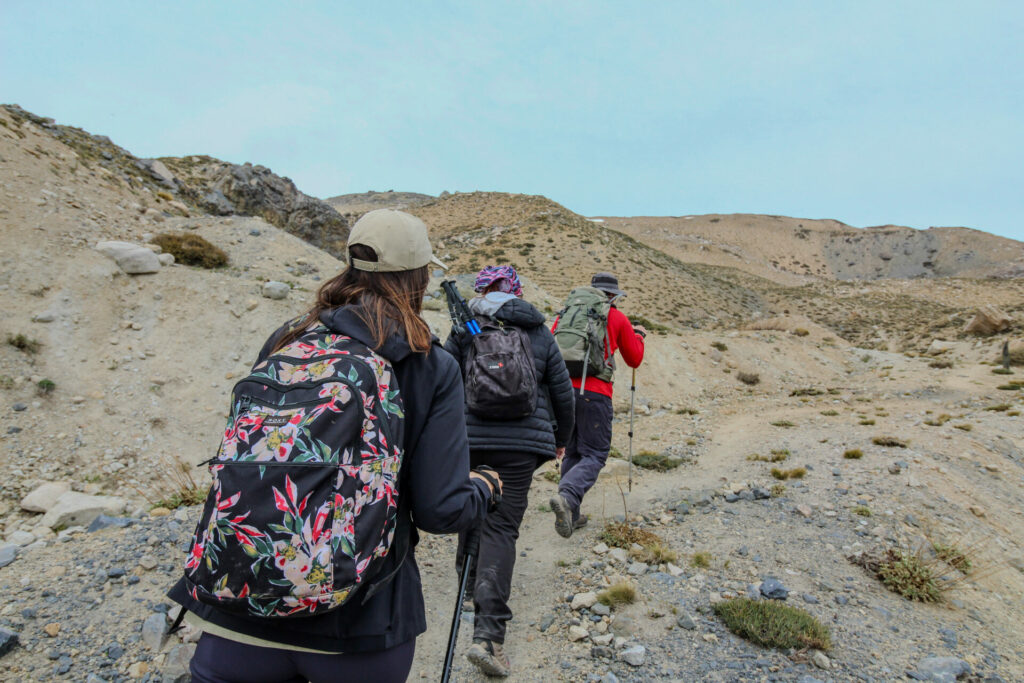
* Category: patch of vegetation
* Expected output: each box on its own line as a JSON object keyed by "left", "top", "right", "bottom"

{"left": 600, "top": 522, "right": 662, "bottom": 550}
{"left": 542, "top": 469, "right": 560, "bottom": 484}
{"left": 630, "top": 541, "right": 678, "bottom": 565}
{"left": 929, "top": 358, "right": 954, "bottom": 369}
{"left": 632, "top": 450, "right": 682, "bottom": 471}
{"left": 792, "top": 328, "right": 810, "bottom": 337}
{"left": 924, "top": 414, "right": 951, "bottom": 426}
{"left": 154, "top": 486, "right": 208, "bottom": 510}
{"left": 713, "top": 598, "right": 831, "bottom": 651}
{"left": 628, "top": 314, "right": 672, "bottom": 335}
{"left": 676, "top": 407, "right": 699, "bottom": 415}
{"left": 146, "top": 452, "right": 209, "bottom": 510}
{"left": 859, "top": 418, "right": 876, "bottom": 426}
{"left": 770, "top": 467, "right": 806, "bottom": 480}
{"left": 843, "top": 449, "right": 863, "bottom": 459}
{"left": 820, "top": 409, "right": 839, "bottom": 416}
{"left": 984, "top": 404, "right": 1011, "bottom": 412}
{"left": 155, "top": 190, "right": 174, "bottom": 201}
{"left": 769, "top": 420, "right": 794, "bottom": 428}
{"left": 996, "top": 382, "right": 1024, "bottom": 391}
{"left": 737, "top": 371, "right": 760, "bottom": 386}
{"left": 0, "top": 375, "right": 13, "bottom": 390}
{"left": 6, "top": 333, "right": 41, "bottom": 354}
{"left": 151, "top": 232, "right": 229, "bottom": 268}
{"left": 790, "top": 388, "right": 823, "bottom": 397}
{"left": 748, "top": 449, "right": 789, "bottom": 463}
{"left": 770, "top": 483, "right": 786, "bottom": 497}
{"left": 711, "top": 341, "right": 728, "bottom": 352}
{"left": 597, "top": 581, "right": 637, "bottom": 607}
{"left": 850, "top": 549, "right": 942, "bottom": 603}
{"left": 852, "top": 505, "right": 872, "bottom": 517}
{"left": 872, "top": 436, "right": 907, "bottom": 448}
{"left": 932, "top": 543, "right": 972, "bottom": 574}
{"left": 991, "top": 367, "right": 1013, "bottom": 375}
{"left": 690, "top": 551, "right": 712, "bottom": 569}
{"left": 36, "top": 378, "right": 56, "bottom": 396}
{"left": 953, "top": 423, "right": 973, "bottom": 432}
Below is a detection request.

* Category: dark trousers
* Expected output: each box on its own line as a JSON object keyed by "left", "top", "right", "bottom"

{"left": 190, "top": 633, "right": 415, "bottom": 683}
{"left": 558, "top": 391, "right": 613, "bottom": 516}
{"left": 458, "top": 450, "right": 540, "bottom": 644}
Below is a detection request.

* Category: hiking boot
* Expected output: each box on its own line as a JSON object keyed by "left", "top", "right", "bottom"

{"left": 467, "top": 639, "right": 510, "bottom": 677}
{"left": 572, "top": 514, "right": 589, "bottom": 531}
{"left": 549, "top": 494, "right": 574, "bottom": 538}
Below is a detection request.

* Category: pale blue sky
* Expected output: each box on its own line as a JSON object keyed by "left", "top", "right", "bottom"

{"left": 2, "top": 1, "right": 1022, "bottom": 240}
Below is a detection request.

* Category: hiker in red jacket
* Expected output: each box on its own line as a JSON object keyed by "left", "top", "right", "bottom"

{"left": 548, "top": 272, "right": 646, "bottom": 537}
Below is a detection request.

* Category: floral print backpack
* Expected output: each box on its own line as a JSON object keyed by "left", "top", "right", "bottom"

{"left": 182, "top": 325, "right": 406, "bottom": 617}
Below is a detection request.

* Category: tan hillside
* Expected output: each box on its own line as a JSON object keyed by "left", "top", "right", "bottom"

{"left": 600, "top": 213, "right": 1024, "bottom": 283}
{"left": 326, "top": 190, "right": 434, "bottom": 218}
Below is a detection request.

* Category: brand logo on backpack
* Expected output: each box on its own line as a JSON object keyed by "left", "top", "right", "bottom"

{"left": 182, "top": 327, "right": 407, "bottom": 618}
{"left": 464, "top": 322, "right": 537, "bottom": 420}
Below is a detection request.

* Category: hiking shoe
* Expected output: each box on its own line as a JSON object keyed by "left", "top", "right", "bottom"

{"left": 572, "top": 514, "right": 589, "bottom": 531}
{"left": 549, "top": 495, "right": 574, "bottom": 538}
{"left": 467, "top": 639, "right": 510, "bottom": 677}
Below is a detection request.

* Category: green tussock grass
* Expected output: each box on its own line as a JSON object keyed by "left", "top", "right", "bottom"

{"left": 924, "top": 414, "right": 951, "bottom": 426}
{"left": 676, "top": 407, "right": 699, "bottom": 415}
{"left": 597, "top": 581, "right": 637, "bottom": 607}
{"left": 151, "top": 232, "right": 228, "bottom": 268}
{"left": 630, "top": 541, "right": 679, "bottom": 565}
{"left": 711, "top": 341, "right": 728, "bottom": 352}
{"left": 36, "top": 378, "right": 56, "bottom": 396}
{"left": 859, "top": 418, "right": 876, "bottom": 426}
{"left": 713, "top": 598, "right": 831, "bottom": 651}
{"left": 843, "top": 449, "right": 863, "bottom": 459}
{"left": 820, "top": 409, "right": 839, "bottom": 416}
{"left": 690, "top": 551, "right": 712, "bottom": 569}
{"left": 769, "top": 420, "right": 795, "bottom": 428}
{"left": 790, "top": 388, "right": 823, "bottom": 397}
{"left": 872, "top": 436, "right": 907, "bottom": 448}
{"left": 771, "top": 467, "right": 806, "bottom": 480}
{"left": 633, "top": 451, "right": 682, "bottom": 471}
{"left": 932, "top": 543, "right": 972, "bottom": 574}
{"left": 770, "top": 483, "right": 786, "bottom": 497}
{"left": 6, "top": 333, "right": 41, "bottom": 354}
{"left": 850, "top": 549, "right": 945, "bottom": 603}
{"left": 748, "top": 449, "right": 789, "bottom": 463}
{"left": 852, "top": 505, "right": 872, "bottom": 517}
{"left": 984, "top": 404, "right": 1011, "bottom": 412}
{"left": 953, "top": 423, "right": 973, "bottom": 432}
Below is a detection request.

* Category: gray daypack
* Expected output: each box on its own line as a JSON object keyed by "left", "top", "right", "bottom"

{"left": 464, "top": 319, "right": 538, "bottom": 420}
{"left": 553, "top": 287, "right": 614, "bottom": 387}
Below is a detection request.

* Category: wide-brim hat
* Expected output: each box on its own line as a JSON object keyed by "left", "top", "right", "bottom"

{"left": 348, "top": 209, "right": 447, "bottom": 272}
{"left": 591, "top": 272, "right": 625, "bottom": 297}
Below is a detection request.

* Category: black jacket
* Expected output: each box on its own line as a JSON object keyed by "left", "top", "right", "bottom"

{"left": 443, "top": 296, "right": 575, "bottom": 458}
{"left": 168, "top": 305, "right": 491, "bottom": 652}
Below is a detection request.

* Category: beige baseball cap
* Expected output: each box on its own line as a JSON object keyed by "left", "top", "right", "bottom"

{"left": 347, "top": 209, "right": 447, "bottom": 272}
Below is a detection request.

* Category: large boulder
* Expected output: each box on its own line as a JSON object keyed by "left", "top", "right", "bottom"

{"left": 926, "top": 339, "right": 957, "bottom": 356}
{"left": 20, "top": 481, "right": 72, "bottom": 513}
{"left": 41, "top": 491, "right": 127, "bottom": 529}
{"left": 964, "top": 305, "right": 1013, "bottom": 336}
{"left": 95, "top": 241, "right": 161, "bottom": 274}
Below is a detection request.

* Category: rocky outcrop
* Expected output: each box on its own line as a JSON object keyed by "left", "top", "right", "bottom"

{"left": 161, "top": 156, "right": 350, "bottom": 258}
{"left": 964, "top": 306, "right": 1013, "bottom": 336}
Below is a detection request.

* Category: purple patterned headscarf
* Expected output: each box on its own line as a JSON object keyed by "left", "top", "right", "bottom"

{"left": 474, "top": 265, "right": 523, "bottom": 297}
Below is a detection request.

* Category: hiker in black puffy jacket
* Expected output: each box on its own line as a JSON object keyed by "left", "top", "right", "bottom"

{"left": 443, "top": 265, "right": 575, "bottom": 677}
{"left": 167, "top": 210, "right": 501, "bottom": 683}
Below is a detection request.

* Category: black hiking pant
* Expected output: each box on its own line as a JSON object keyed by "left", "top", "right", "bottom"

{"left": 558, "top": 390, "right": 613, "bottom": 518}
{"left": 457, "top": 450, "right": 541, "bottom": 644}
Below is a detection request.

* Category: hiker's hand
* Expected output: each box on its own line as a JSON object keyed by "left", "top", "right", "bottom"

{"left": 633, "top": 324, "right": 648, "bottom": 338}
{"left": 555, "top": 447, "right": 566, "bottom": 461}
{"left": 470, "top": 470, "right": 503, "bottom": 497}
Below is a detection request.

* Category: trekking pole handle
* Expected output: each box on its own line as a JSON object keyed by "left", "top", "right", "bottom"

{"left": 473, "top": 465, "right": 502, "bottom": 510}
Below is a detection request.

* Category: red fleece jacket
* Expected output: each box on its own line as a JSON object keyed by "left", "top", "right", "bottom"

{"left": 552, "top": 306, "right": 645, "bottom": 397}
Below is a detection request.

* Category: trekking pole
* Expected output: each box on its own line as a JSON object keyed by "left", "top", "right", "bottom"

{"left": 628, "top": 368, "right": 636, "bottom": 492}
{"left": 442, "top": 525, "right": 480, "bottom": 683}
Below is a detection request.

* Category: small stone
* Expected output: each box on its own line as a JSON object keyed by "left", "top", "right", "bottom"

{"left": 592, "top": 542, "right": 609, "bottom": 555}
{"left": 666, "top": 562, "right": 684, "bottom": 577}
{"left": 811, "top": 650, "right": 831, "bottom": 669}
{"left": 702, "top": 633, "right": 718, "bottom": 643}
{"left": 571, "top": 591, "right": 599, "bottom": 610}
{"left": 592, "top": 633, "right": 614, "bottom": 646}
{"left": 0, "top": 627, "right": 19, "bottom": 656}
{"left": 88, "top": 515, "right": 133, "bottom": 532}
{"left": 139, "top": 555, "right": 158, "bottom": 570}
{"left": 676, "top": 612, "right": 697, "bottom": 630}
{"left": 627, "top": 561, "right": 649, "bottom": 576}
{"left": 752, "top": 487, "right": 771, "bottom": 500}
{"left": 801, "top": 594, "right": 819, "bottom": 605}
{"left": 608, "top": 548, "right": 628, "bottom": 564}
{"left": 796, "top": 505, "right": 812, "bottom": 518}
{"left": 0, "top": 544, "right": 18, "bottom": 568}
{"left": 107, "top": 567, "right": 127, "bottom": 579}
{"left": 591, "top": 602, "right": 610, "bottom": 617}
{"left": 32, "top": 311, "right": 56, "bottom": 323}
{"left": 888, "top": 463, "right": 902, "bottom": 474}
{"left": 969, "top": 505, "right": 986, "bottom": 518}
{"left": 909, "top": 655, "right": 971, "bottom": 682}
{"left": 44, "top": 622, "right": 60, "bottom": 637}
{"left": 261, "top": 281, "right": 290, "bottom": 300}
{"left": 7, "top": 530, "right": 35, "bottom": 546}
{"left": 760, "top": 577, "right": 789, "bottom": 600}
{"left": 539, "top": 614, "right": 555, "bottom": 631}
{"left": 591, "top": 645, "right": 615, "bottom": 659}
{"left": 127, "top": 661, "right": 149, "bottom": 678}
{"left": 834, "top": 595, "right": 849, "bottom": 605}
{"left": 41, "top": 491, "right": 126, "bottom": 529}
{"left": 141, "top": 613, "right": 165, "bottom": 650}
{"left": 568, "top": 625, "right": 590, "bottom": 641}
{"left": 107, "top": 643, "right": 125, "bottom": 659}
{"left": 12, "top": 403, "right": 27, "bottom": 412}
{"left": 619, "top": 645, "right": 646, "bottom": 666}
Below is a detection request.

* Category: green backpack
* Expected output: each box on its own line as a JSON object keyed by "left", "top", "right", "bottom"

{"left": 554, "top": 286, "right": 615, "bottom": 388}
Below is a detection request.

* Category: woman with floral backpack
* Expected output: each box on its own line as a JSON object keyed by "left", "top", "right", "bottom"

{"left": 168, "top": 209, "right": 502, "bottom": 683}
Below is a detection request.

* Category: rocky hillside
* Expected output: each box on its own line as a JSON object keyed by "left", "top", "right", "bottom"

{"left": 599, "top": 214, "right": 1024, "bottom": 283}
{"left": 326, "top": 190, "right": 434, "bottom": 219}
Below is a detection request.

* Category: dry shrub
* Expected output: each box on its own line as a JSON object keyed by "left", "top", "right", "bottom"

{"left": 140, "top": 452, "right": 210, "bottom": 510}
{"left": 737, "top": 371, "right": 760, "bottom": 386}
{"left": 151, "top": 232, "right": 228, "bottom": 268}
{"left": 843, "top": 449, "right": 863, "bottom": 459}
{"left": 769, "top": 420, "right": 795, "bottom": 428}
{"left": 850, "top": 549, "right": 943, "bottom": 603}
{"left": 600, "top": 522, "right": 662, "bottom": 550}
{"left": 690, "top": 551, "right": 712, "bottom": 568}
{"left": 771, "top": 467, "right": 806, "bottom": 480}
{"left": 7, "top": 333, "right": 41, "bottom": 354}
{"left": 929, "top": 358, "right": 954, "bottom": 369}
{"left": 598, "top": 581, "right": 637, "bottom": 607}
{"left": 630, "top": 541, "right": 678, "bottom": 565}
{"left": 872, "top": 436, "right": 907, "bottom": 448}
{"left": 792, "top": 328, "right": 810, "bottom": 337}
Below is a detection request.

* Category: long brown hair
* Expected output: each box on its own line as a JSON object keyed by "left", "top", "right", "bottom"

{"left": 273, "top": 244, "right": 432, "bottom": 354}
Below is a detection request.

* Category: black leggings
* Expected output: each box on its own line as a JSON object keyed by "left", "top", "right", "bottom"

{"left": 190, "top": 633, "right": 416, "bottom": 683}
